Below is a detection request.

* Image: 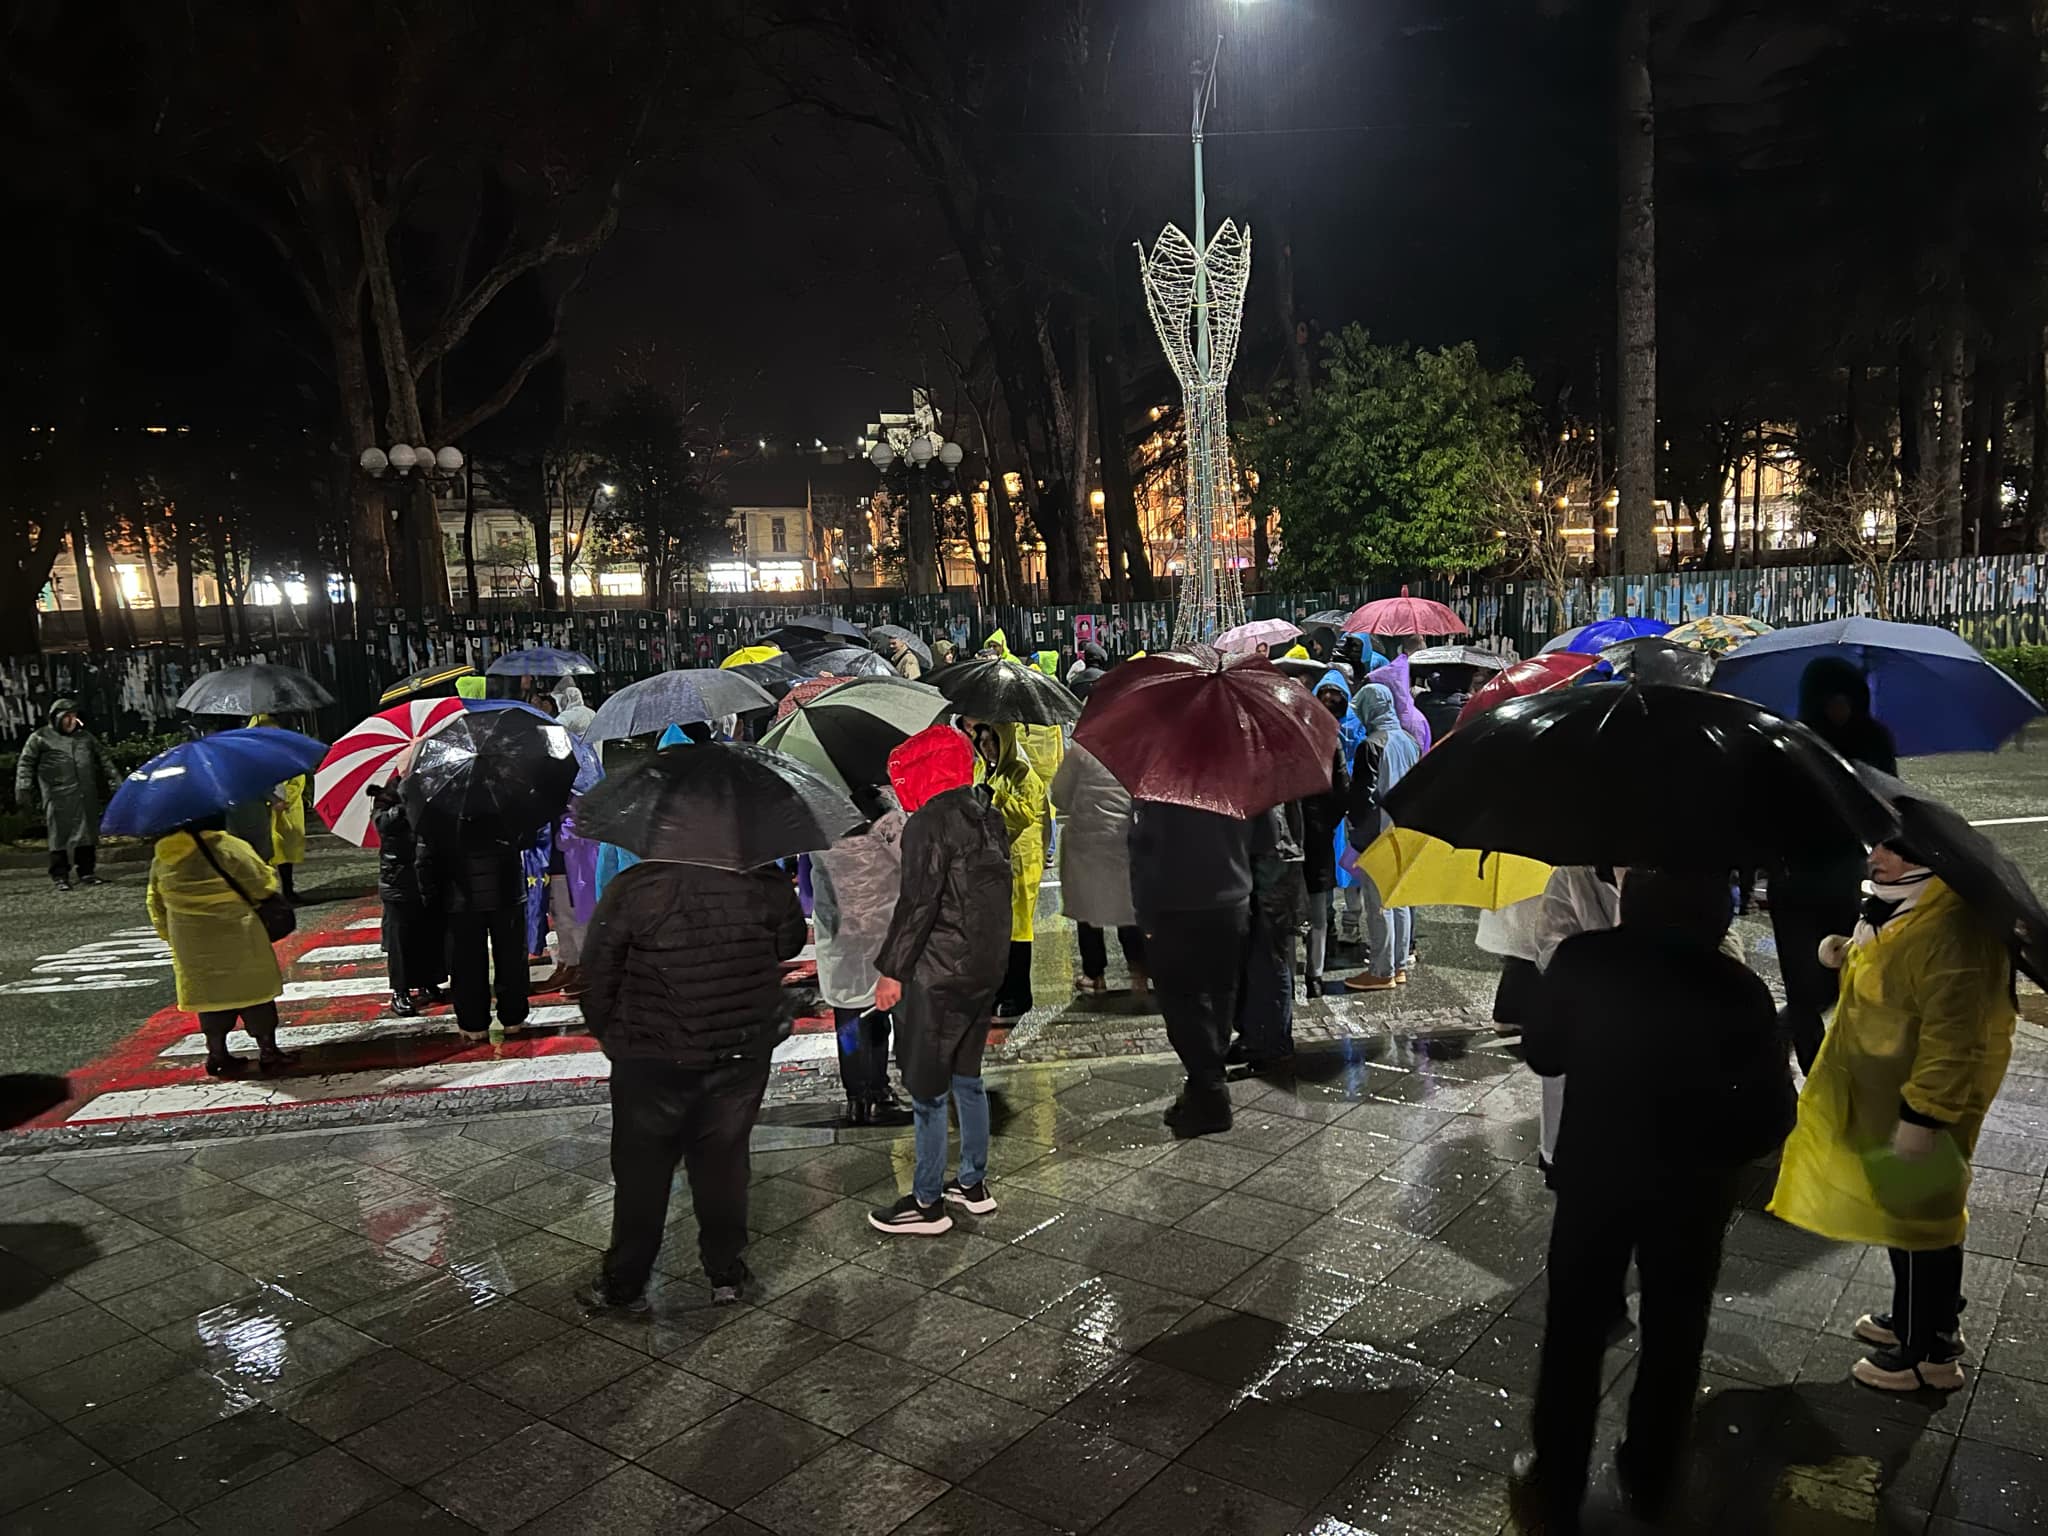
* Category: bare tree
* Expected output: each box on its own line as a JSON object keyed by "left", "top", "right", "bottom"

{"left": 1796, "top": 470, "right": 1938, "bottom": 620}
{"left": 1493, "top": 429, "right": 1609, "bottom": 621}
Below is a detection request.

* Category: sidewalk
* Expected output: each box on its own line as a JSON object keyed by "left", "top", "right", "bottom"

{"left": 3, "top": 1026, "right": 2044, "bottom": 1533}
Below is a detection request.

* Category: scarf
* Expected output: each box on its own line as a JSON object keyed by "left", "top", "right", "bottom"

{"left": 1851, "top": 867, "right": 1934, "bottom": 947}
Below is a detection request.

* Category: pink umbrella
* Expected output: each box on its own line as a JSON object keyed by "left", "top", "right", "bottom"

{"left": 1345, "top": 585, "right": 1467, "bottom": 637}
{"left": 1214, "top": 618, "right": 1304, "bottom": 655}
{"left": 312, "top": 697, "right": 467, "bottom": 846}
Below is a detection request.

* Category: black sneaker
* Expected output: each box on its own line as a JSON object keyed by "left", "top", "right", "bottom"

{"left": 868, "top": 1194, "right": 953, "bottom": 1235}
{"left": 582, "top": 1276, "right": 649, "bottom": 1314}
{"left": 1853, "top": 1343, "right": 1965, "bottom": 1392}
{"left": 51, "top": 876, "right": 71, "bottom": 892}
{"left": 943, "top": 1178, "right": 997, "bottom": 1214}
{"left": 709, "top": 1262, "right": 751, "bottom": 1306}
{"left": 1163, "top": 1096, "right": 1233, "bottom": 1138}
{"left": 77, "top": 874, "right": 105, "bottom": 887}
{"left": 391, "top": 992, "right": 420, "bottom": 1018}
{"left": 1855, "top": 1302, "right": 1967, "bottom": 1352}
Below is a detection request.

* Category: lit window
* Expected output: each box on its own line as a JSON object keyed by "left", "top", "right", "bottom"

{"left": 771, "top": 516, "right": 787, "bottom": 553}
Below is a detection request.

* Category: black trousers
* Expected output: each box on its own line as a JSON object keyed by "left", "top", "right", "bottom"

{"left": 1887, "top": 1243, "right": 1965, "bottom": 1358}
{"left": 1076, "top": 924, "right": 1146, "bottom": 980}
{"left": 834, "top": 1007, "right": 893, "bottom": 1099}
{"left": 197, "top": 1002, "right": 281, "bottom": 1061}
{"left": 1148, "top": 906, "right": 1251, "bottom": 1106}
{"left": 446, "top": 907, "right": 528, "bottom": 1032}
{"left": 1235, "top": 907, "right": 1295, "bottom": 1063}
{"left": 995, "top": 940, "right": 1033, "bottom": 1014}
{"left": 603, "top": 1055, "right": 771, "bottom": 1295}
{"left": 1770, "top": 857, "right": 1862, "bottom": 1073}
{"left": 49, "top": 844, "right": 96, "bottom": 880}
{"left": 1534, "top": 1172, "right": 1739, "bottom": 1528}
{"left": 384, "top": 900, "right": 447, "bottom": 995}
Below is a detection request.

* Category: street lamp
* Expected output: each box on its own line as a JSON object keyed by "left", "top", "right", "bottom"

{"left": 360, "top": 442, "right": 465, "bottom": 486}
{"left": 868, "top": 430, "right": 964, "bottom": 596}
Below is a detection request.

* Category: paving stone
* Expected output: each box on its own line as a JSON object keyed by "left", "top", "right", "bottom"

{"left": 668, "top": 1308, "right": 839, "bottom": 1393}
{"left": 341, "top": 1384, "right": 534, "bottom": 1486}
{"left": 851, "top": 1375, "right": 1044, "bottom": 1478}
{"left": 950, "top": 1320, "right": 1124, "bottom": 1413}
{"left": 513, "top": 1465, "right": 720, "bottom": 1535}
{"left": 0, "top": 1426, "right": 108, "bottom": 1517}
{"left": 738, "top": 1438, "right": 945, "bottom": 1536}
{"left": 638, "top": 1399, "right": 839, "bottom": 1509}
{"left": 966, "top": 1415, "right": 1165, "bottom": 1531}
{"left": 547, "top": 1361, "right": 736, "bottom": 1458}
{"left": 127, "top": 1405, "right": 323, "bottom": 1512}
{"left": 889, "top": 1488, "right": 1061, "bottom": 1536}
{"left": 754, "top": 1340, "right": 933, "bottom": 1434}
{"left": 470, "top": 1327, "right": 644, "bottom": 1416}
{"left": 186, "top": 1445, "right": 398, "bottom": 1533}
{"left": 0, "top": 1466, "right": 175, "bottom": 1534}
{"left": 417, "top": 1422, "right": 621, "bottom": 1535}
{"left": 1181, "top": 1397, "right": 1373, "bottom": 1505}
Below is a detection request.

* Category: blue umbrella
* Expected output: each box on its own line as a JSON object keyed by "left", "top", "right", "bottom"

{"left": 102, "top": 728, "right": 327, "bottom": 838}
{"left": 1713, "top": 618, "right": 2044, "bottom": 756}
{"left": 485, "top": 645, "right": 597, "bottom": 678}
{"left": 584, "top": 669, "right": 775, "bottom": 744}
{"left": 1539, "top": 616, "right": 1671, "bottom": 655}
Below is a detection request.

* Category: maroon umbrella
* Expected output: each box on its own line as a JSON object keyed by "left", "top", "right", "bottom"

{"left": 1345, "top": 585, "right": 1467, "bottom": 637}
{"left": 1453, "top": 652, "right": 1599, "bottom": 731}
{"left": 1073, "top": 647, "right": 1339, "bottom": 818}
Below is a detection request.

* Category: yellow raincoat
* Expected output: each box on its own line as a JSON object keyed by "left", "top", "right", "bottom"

{"left": 1769, "top": 879, "right": 2016, "bottom": 1251}
{"left": 249, "top": 713, "right": 308, "bottom": 866}
{"left": 978, "top": 721, "right": 1047, "bottom": 941}
{"left": 146, "top": 830, "right": 285, "bottom": 1013}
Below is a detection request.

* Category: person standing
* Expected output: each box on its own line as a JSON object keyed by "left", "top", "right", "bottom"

{"left": 418, "top": 831, "right": 529, "bottom": 1041}
{"left": 969, "top": 719, "right": 1047, "bottom": 1020}
{"left": 1301, "top": 676, "right": 1355, "bottom": 998}
{"left": 1232, "top": 801, "right": 1306, "bottom": 1071}
{"left": 552, "top": 683, "right": 597, "bottom": 736}
{"left": 868, "top": 726, "right": 1013, "bottom": 1235}
{"left": 1516, "top": 870, "right": 1791, "bottom": 1530}
{"left": 1047, "top": 742, "right": 1147, "bottom": 1001}
{"left": 814, "top": 783, "right": 909, "bottom": 1124}
{"left": 886, "top": 637, "right": 923, "bottom": 680}
{"left": 1769, "top": 839, "right": 2017, "bottom": 1392}
{"left": 16, "top": 698, "right": 117, "bottom": 891}
{"left": 369, "top": 780, "right": 446, "bottom": 1016}
{"left": 579, "top": 848, "right": 808, "bottom": 1307}
{"left": 249, "top": 713, "right": 309, "bottom": 902}
{"left": 1342, "top": 684, "right": 1422, "bottom": 991}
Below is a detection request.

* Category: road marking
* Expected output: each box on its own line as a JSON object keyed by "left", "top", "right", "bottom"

{"left": 282, "top": 968, "right": 556, "bottom": 1002}
{"left": 347, "top": 918, "right": 383, "bottom": 931}
{"left": 1970, "top": 815, "right": 2048, "bottom": 827}
{"left": 299, "top": 943, "right": 388, "bottom": 964}
{"left": 155, "top": 1003, "right": 586, "bottom": 1058}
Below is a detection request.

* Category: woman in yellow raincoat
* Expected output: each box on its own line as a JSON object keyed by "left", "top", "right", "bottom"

{"left": 249, "top": 713, "right": 309, "bottom": 900}
{"left": 1768, "top": 843, "right": 2016, "bottom": 1393}
{"left": 146, "top": 817, "right": 295, "bottom": 1077}
{"left": 968, "top": 719, "right": 1046, "bottom": 1018}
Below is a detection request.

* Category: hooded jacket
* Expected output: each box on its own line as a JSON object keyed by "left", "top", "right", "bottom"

{"left": 1797, "top": 659, "right": 1898, "bottom": 775}
{"left": 1129, "top": 801, "right": 1258, "bottom": 925}
{"left": 16, "top": 698, "right": 117, "bottom": 851}
{"left": 1048, "top": 743, "right": 1136, "bottom": 928}
{"left": 975, "top": 721, "right": 1049, "bottom": 941}
{"left": 552, "top": 685, "right": 597, "bottom": 736}
{"left": 372, "top": 783, "right": 424, "bottom": 904}
{"left": 1346, "top": 683, "right": 1421, "bottom": 847}
{"left": 417, "top": 834, "right": 525, "bottom": 914}
{"left": 146, "top": 829, "right": 284, "bottom": 1013}
{"left": 248, "top": 713, "right": 308, "bottom": 865}
{"left": 812, "top": 793, "right": 908, "bottom": 1011}
{"left": 1366, "top": 654, "right": 1432, "bottom": 753}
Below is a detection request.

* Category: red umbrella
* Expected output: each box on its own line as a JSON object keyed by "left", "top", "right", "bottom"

{"left": 1454, "top": 652, "right": 1600, "bottom": 731}
{"left": 1073, "top": 648, "right": 1338, "bottom": 818}
{"left": 1345, "top": 585, "right": 1467, "bottom": 637}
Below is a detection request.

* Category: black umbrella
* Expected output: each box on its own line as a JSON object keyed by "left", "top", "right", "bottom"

{"left": 574, "top": 741, "right": 863, "bottom": 869}
{"left": 400, "top": 701, "right": 578, "bottom": 845}
{"left": 379, "top": 661, "right": 480, "bottom": 705}
{"left": 1599, "top": 635, "right": 1716, "bottom": 688}
{"left": 1381, "top": 682, "right": 1897, "bottom": 870}
{"left": 867, "top": 624, "right": 933, "bottom": 668}
{"left": 177, "top": 663, "right": 335, "bottom": 717}
{"left": 583, "top": 669, "right": 776, "bottom": 744}
{"left": 1856, "top": 766, "right": 2048, "bottom": 986}
{"left": 784, "top": 613, "right": 866, "bottom": 640}
{"left": 728, "top": 655, "right": 815, "bottom": 700}
{"left": 792, "top": 646, "right": 899, "bottom": 681}
{"left": 756, "top": 625, "right": 860, "bottom": 661}
{"left": 936, "top": 657, "right": 1081, "bottom": 725}
{"left": 1269, "top": 656, "right": 1329, "bottom": 687}
{"left": 1304, "top": 609, "right": 1353, "bottom": 627}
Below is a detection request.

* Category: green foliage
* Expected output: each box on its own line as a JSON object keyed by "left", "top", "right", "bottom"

{"left": 1984, "top": 647, "right": 2048, "bottom": 705}
{"left": 1239, "top": 327, "right": 1534, "bottom": 589}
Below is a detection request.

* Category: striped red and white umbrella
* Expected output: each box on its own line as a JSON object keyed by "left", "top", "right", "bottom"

{"left": 313, "top": 698, "right": 467, "bottom": 846}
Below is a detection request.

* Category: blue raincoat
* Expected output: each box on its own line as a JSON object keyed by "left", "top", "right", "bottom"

{"left": 1315, "top": 667, "right": 1367, "bottom": 887}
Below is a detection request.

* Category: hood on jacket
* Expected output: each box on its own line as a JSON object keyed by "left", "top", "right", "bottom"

{"left": 890, "top": 724, "right": 976, "bottom": 812}
{"left": 1282, "top": 643, "right": 1309, "bottom": 660}
{"left": 1359, "top": 682, "right": 1399, "bottom": 738}
{"left": 658, "top": 723, "right": 690, "bottom": 748}
{"left": 977, "top": 719, "right": 1031, "bottom": 777}
{"left": 1082, "top": 642, "right": 1108, "bottom": 665}
{"left": 554, "top": 684, "right": 586, "bottom": 711}
{"left": 1367, "top": 654, "right": 1432, "bottom": 751}
{"left": 1314, "top": 665, "right": 1351, "bottom": 707}
{"left": 1798, "top": 657, "right": 1872, "bottom": 725}
{"left": 1031, "top": 650, "right": 1059, "bottom": 677}
{"left": 49, "top": 696, "right": 79, "bottom": 728}
{"left": 981, "top": 628, "right": 1011, "bottom": 659}
{"left": 932, "top": 638, "right": 957, "bottom": 664}
{"left": 454, "top": 675, "right": 487, "bottom": 699}
{"left": 248, "top": 711, "right": 280, "bottom": 729}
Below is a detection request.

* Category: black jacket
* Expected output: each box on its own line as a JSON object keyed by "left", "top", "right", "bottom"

{"left": 580, "top": 860, "right": 808, "bottom": 1066}
{"left": 371, "top": 786, "right": 422, "bottom": 905}
{"left": 416, "top": 836, "right": 524, "bottom": 914}
{"left": 1526, "top": 927, "right": 1792, "bottom": 1195}
{"left": 1799, "top": 657, "right": 1899, "bottom": 775}
{"left": 1299, "top": 747, "right": 1351, "bottom": 896}
{"left": 1128, "top": 801, "right": 1256, "bottom": 925}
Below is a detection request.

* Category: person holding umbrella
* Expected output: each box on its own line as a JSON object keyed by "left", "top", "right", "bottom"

{"left": 16, "top": 698, "right": 118, "bottom": 891}
{"left": 1342, "top": 684, "right": 1423, "bottom": 992}
{"left": 249, "top": 713, "right": 310, "bottom": 902}
{"left": 813, "top": 782, "right": 909, "bottom": 1124}
{"left": 552, "top": 683, "right": 596, "bottom": 736}
{"left": 418, "top": 828, "right": 528, "bottom": 1042}
{"left": 369, "top": 776, "right": 446, "bottom": 1016}
{"left": 966, "top": 720, "right": 1048, "bottom": 1019}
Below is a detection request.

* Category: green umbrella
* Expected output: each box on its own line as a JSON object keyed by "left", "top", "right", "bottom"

{"left": 758, "top": 677, "right": 950, "bottom": 794}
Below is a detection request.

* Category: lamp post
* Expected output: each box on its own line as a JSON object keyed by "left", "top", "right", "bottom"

{"left": 867, "top": 431, "right": 963, "bottom": 596}
{"left": 358, "top": 443, "right": 466, "bottom": 611}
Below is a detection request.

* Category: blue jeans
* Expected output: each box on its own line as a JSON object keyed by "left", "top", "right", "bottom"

{"left": 912, "top": 1075, "right": 989, "bottom": 1205}
{"left": 1357, "top": 878, "right": 1413, "bottom": 979}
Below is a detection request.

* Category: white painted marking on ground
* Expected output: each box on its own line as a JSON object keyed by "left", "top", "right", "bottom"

{"left": 795, "top": 944, "right": 816, "bottom": 963}
{"left": 1969, "top": 815, "right": 2048, "bottom": 827}
{"left": 346, "top": 918, "right": 383, "bottom": 931}
{"left": 281, "top": 967, "right": 554, "bottom": 1002}
{"left": 156, "top": 1003, "right": 584, "bottom": 1058}
{"left": 298, "top": 943, "right": 387, "bottom": 964}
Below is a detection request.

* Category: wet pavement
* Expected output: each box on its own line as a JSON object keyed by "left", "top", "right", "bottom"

{"left": 4, "top": 1016, "right": 2046, "bottom": 1533}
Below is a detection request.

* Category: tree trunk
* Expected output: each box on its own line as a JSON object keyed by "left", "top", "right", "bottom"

{"left": 1091, "top": 327, "right": 1154, "bottom": 599}
{"left": 85, "top": 504, "right": 133, "bottom": 648}
{"left": 1752, "top": 421, "right": 1765, "bottom": 561}
{"left": 528, "top": 461, "right": 557, "bottom": 611}
{"left": 209, "top": 523, "right": 236, "bottom": 646}
{"left": 173, "top": 515, "right": 199, "bottom": 646}
{"left": 1613, "top": 0, "right": 1659, "bottom": 577}
{"left": 1069, "top": 315, "right": 1099, "bottom": 601}
{"left": 989, "top": 465, "right": 1023, "bottom": 604}
{"left": 137, "top": 522, "right": 171, "bottom": 644}
{"left": 903, "top": 476, "right": 939, "bottom": 595}
{"left": 1934, "top": 321, "right": 1967, "bottom": 557}
{"left": 70, "top": 521, "right": 104, "bottom": 651}
{"left": 2031, "top": 346, "right": 2048, "bottom": 552}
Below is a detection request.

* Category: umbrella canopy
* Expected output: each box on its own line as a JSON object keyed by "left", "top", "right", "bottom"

{"left": 1358, "top": 827, "right": 1552, "bottom": 911}
{"left": 484, "top": 646, "right": 596, "bottom": 679}
{"left": 1665, "top": 614, "right": 1772, "bottom": 655}
{"left": 1303, "top": 609, "right": 1353, "bottom": 627}
{"left": 760, "top": 677, "right": 950, "bottom": 793}
{"left": 936, "top": 657, "right": 1081, "bottom": 726}
{"left": 1385, "top": 682, "right": 1896, "bottom": 869}
{"left": 1856, "top": 766, "right": 2048, "bottom": 986}
{"left": 795, "top": 646, "right": 898, "bottom": 682}
{"left": 379, "top": 661, "right": 480, "bottom": 705}
{"left": 574, "top": 741, "right": 863, "bottom": 869}
{"left": 1214, "top": 617, "right": 1304, "bottom": 655}
{"left": 1073, "top": 648, "right": 1338, "bottom": 818}
{"left": 1454, "top": 653, "right": 1601, "bottom": 730}
{"left": 1599, "top": 635, "right": 1716, "bottom": 687}
{"left": 773, "top": 676, "right": 856, "bottom": 721}
{"left": 867, "top": 624, "right": 934, "bottom": 668}
{"left": 584, "top": 669, "right": 776, "bottom": 745}
{"left": 102, "top": 728, "right": 327, "bottom": 839}
{"left": 1344, "top": 586, "right": 1467, "bottom": 638}
{"left": 721, "top": 644, "right": 784, "bottom": 669}
{"left": 1408, "top": 646, "right": 1510, "bottom": 673}
{"left": 726, "top": 654, "right": 815, "bottom": 700}
{"left": 314, "top": 697, "right": 469, "bottom": 846}
{"left": 1270, "top": 656, "right": 1329, "bottom": 687}
{"left": 176, "top": 664, "right": 334, "bottom": 717}
{"left": 1539, "top": 616, "right": 1671, "bottom": 655}
{"left": 401, "top": 701, "right": 579, "bottom": 845}
{"left": 1712, "top": 618, "right": 2044, "bottom": 756}
{"left": 783, "top": 613, "right": 866, "bottom": 640}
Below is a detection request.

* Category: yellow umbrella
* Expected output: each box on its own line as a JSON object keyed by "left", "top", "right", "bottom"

{"left": 1359, "top": 826, "right": 1551, "bottom": 910}
{"left": 722, "top": 644, "right": 783, "bottom": 669}
{"left": 1665, "top": 614, "right": 1772, "bottom": 655}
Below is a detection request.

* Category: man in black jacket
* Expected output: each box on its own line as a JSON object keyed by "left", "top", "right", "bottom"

{"left": 368, "top": 782, "right": 446, "bottom": 1015}
{"left": 580, "top": 857, "right": 807, "bottom": 1307}
{"left": 416, "top": 835, "right": 528, "bottom": 1040}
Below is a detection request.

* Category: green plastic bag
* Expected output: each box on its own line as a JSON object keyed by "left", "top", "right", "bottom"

{"left": 1860, "top": 1131, "right": 1969, "bottom": 1213}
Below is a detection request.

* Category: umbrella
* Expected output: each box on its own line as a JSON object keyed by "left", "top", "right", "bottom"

{"left": 783, "top": 614, "right": 865, "bottom": 640}
{"left": 727, "top": 655, "right": 815, "bottom": 700}
{"left": 1270, "top": 656, "right": 1329, "bottom": 687}
{"left": 1214, "top": 618, "right": 1304, "bottom": 655}
{"left": 1453, "top": 652, "right": 1601, "bottom": 730}
{"left": 574, "top": 741, "right": 863, "bottom": 869}
{"left": 1666, "top": 614, "right": 1773, "bottom": 655}
{"left": 1303, "top": 609, "right": 1354, "bottom": 627}
{"left": 1344, "top": 586, "right": 1467, "bottom": 637}
{"left": 176, "top": 664, "right": 334, "bottom": 717}
{"left": 379, "top": 661, "right": 480, "bottom": 705}
{"left": 936, "top": 657, "right": 1081, "bottom": 726}
{"left": 401, "top": 701, "right": 578, "bottom": 845}
{"left": 1599, "top": 635, "right": 1716, "bottom": 687}
{"left": 1539, "top": 616, "right": 1671, "bottom": 655}
{"left": 721, "top": 644, "right": 784, "bottom": 669}
{"left": 797, "top": 646, "right": 899, "bottom": 681}
{"left": 1712, "top": 618, "right": 2044, "bottom": 756}
{"left": 1385, "top": 682, "right": 1897, "bottom": 870}
{"left": 584, "top": 669, "right": 776, "bottom": 745}
{"left": 1856, "top": 766, "right": 2048, "bottom": 986}
{"left": 867, "top": 624, "right": 934, "bottom": 668}
{"left": 313, "top": 697, "right": 469, "bottom": 846}
{"left": 102, "top": 728, "right": 327, "bottom": 839}
{"left": 773, "top": 676, "right": 856, "bottom": 722}
{"left": 1072, "top": 648, "right": 1337, "bottom": 818}
{"left": 1357, "top": 827, "right": 1552, "bottom": 911}
{"left": 485, "top": 646, "right": 596, "bottom": 679}
{"left": 760, "top": 677, "right": 950, "bottom": 793}
{"left": 1408, "top": 646, "right": 1509, "bottom": 673}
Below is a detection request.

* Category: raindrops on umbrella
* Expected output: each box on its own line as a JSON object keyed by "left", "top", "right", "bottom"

{"left": 102, "top": 728, "right": 328, "bottom": 839}
{"left": 936, "top": 658, "right": 1080, "bottom": 726}
{"left": 401, "top": 702, "right": 578, "bottom": 845}
{"left": 484, "top": 646, "right": 597, "bottom": 678}
{"left": 583, "top": 669, "right": 776, "bottom": 745}
{"left": 176, "top": 664, "right": 335, "bottom": 717}
{"left": 573, "top": 741, "right": 864, "bottom": 870}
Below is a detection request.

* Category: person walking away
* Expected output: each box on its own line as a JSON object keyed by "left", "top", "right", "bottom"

{"left": 887, "top": 637, "right": 923, "bottom": 680}
{"left": 1342, "top": 684, "right": 1422, "bottom": 991}
{"left": 868, "top": 725, "right": 1013, "bottom": 1235}
{"left": 552, "top": 683, "right": 596, "bottom": 736}
{"left": 579, "top": 843, "right": 808, "bottom": 1307}
{"left": 1529, "top": 866, "right": 1625, "bottom": 1177}
{"left": 548, "top": 799, "right": 598, "bottom": 998}
{"left": 18, "top": 698, "right": 118, "bottom": 891}
{"left": 147, "top": 815, "right": 301, "bottom": 1077}
{"left": 369, "top": 780, "right": 447, "bottom": 1015}
{"left": 969, "top": 719, "right": 1047, "bottom": 1019}
{"left": 1232, "top": 800, "right": 1306, "bottom": 1070}
{"left": 1768, "top": 839, "right": 2016, "bottom": 1392}
{"left": 1133, "top": 799, "right": 1263, "bottom": 1136}
{"left": 1515, "top": 870, "right": 1790, "bottom": 1531}
{"left": 814, "top": 782, "right": 909, "bottom": 1124}
{"left": 1772, "top": 658, "right": 1899, "bottom": 1072}
{"left": 419, "top": 830, "right": 529, "bottom": 1041}
{"left": 249, "top": 712, "right": 309, "bottom": 902}
{"left": 1312, "top": 668, "right": 1369, "bottom": 944}
{"left": 1048, "top": 742, "right": 1147, "bottom": 1002}
{"left": 1301, "top": 676, "right": 1354, "bottom": 997}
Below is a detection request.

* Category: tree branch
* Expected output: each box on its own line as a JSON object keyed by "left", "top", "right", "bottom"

{"left": 133, "top": 225, "right": 333, "bottom": 377}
